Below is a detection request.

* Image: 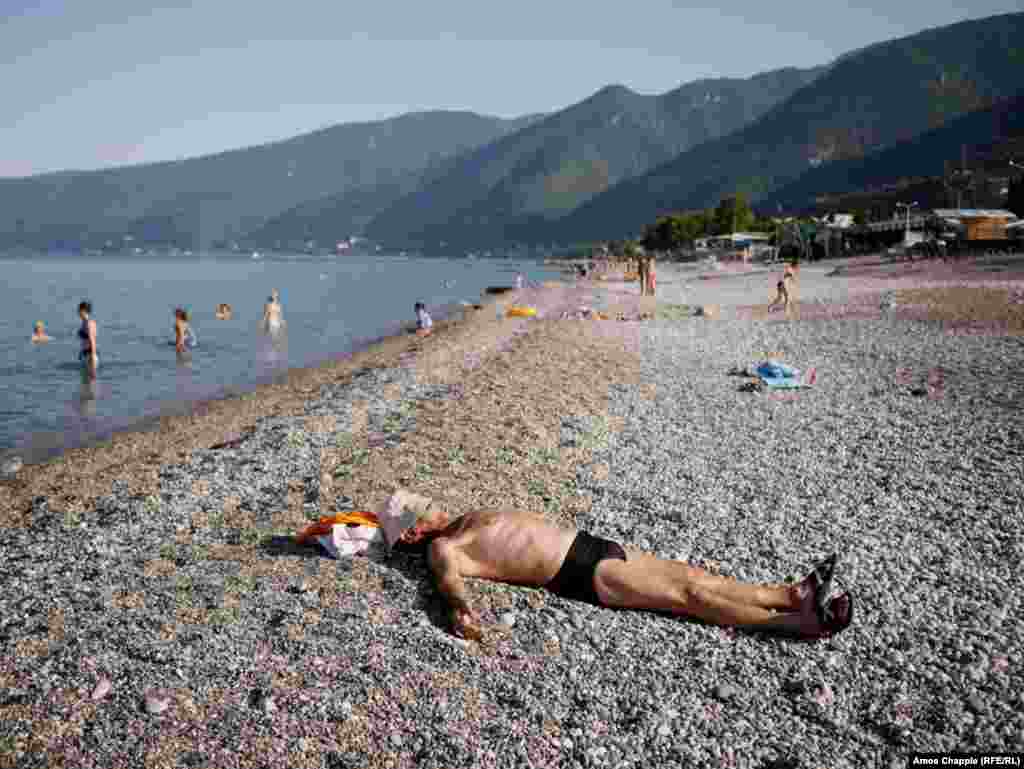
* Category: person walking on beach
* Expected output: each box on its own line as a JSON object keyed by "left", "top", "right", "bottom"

{"left": 768, "top": 262, "right": 798, "bottom": 317}
{"left": 77, "top": 301, "right": 98, "bottom": 377}
{"left": 367, "top": 491, "right": 854, "bottom": 643}
{"left": 31, "top": 321, "right": 52, "bottom": 343}
{"left": 637, "top": 253, "right": 648, "bottom": 296}
{"left": 646, "top": 254, "right": 657, "bottom": 297}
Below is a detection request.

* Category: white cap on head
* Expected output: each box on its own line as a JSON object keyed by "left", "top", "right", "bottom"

{"left": 377, "top": 489, "right": 439, "bottom": 548}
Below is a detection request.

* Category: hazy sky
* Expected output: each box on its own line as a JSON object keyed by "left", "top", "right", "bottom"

{"left": 3, "top": 0, "right": 1020, "bottom": 177}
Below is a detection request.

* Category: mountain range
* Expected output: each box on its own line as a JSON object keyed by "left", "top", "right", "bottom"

{"left": 760, "top": 92, "right": 1024, "bottom": 212}
{"left": 362, "top": 67, "right": 824, "bottom": 249}
{"left": 0, "top": 111, "right": 539, "bottom": 250}
{"left": 2, "top": 11, "right": 1022, "bottom": 252}
{"left": 555, "top": 12, "right": 1024, "bottom": 242}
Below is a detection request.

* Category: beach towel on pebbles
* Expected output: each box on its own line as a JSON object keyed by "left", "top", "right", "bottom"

{"left": 294, "top": 489, "right": 439, "bottom": 558}
{"left": 754, "top": 361, "right": 816, "bottom": 390}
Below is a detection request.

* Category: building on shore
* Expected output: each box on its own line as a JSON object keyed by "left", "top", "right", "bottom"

{"left": 931, "top": 209, "right": 1017, "bottom": 241}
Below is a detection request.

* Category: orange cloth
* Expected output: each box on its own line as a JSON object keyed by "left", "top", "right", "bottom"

{"left": 295, "top": 511, "right": 380, "bottom": 544}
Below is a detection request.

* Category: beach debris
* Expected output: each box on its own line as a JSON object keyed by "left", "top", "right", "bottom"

{"left": 91, "top": 678, "right": 112, "bottom": 701}
{"left": 0, "top": 455, "right": 23, "bottom": 478}
{"left": 695, "top": 304, "right": 719, "bottom": 318}
{"left": 559, "top": 306, "right": 612, "bottom": 320}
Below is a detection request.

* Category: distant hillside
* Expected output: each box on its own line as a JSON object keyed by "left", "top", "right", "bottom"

{"left": 364, "top": 67, "right": 824, "bottom": 248}
{"left": 763, "top": 92, "right": 1024, "bottom": 212}
{"left": 240, "top": 175, "right": 420, "bottom": 248}
{"left": 556, "top": 12, "right": 1024, "bottom": 242}
{"left": 0, "top": 111, "right": 538, "bottom": 250}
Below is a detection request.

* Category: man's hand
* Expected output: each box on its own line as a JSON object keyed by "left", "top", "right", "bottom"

{"left": 451, "top": 606, "right": 482, "bottom": 642}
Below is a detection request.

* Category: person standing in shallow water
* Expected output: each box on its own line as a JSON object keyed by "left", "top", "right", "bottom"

{"left": 77, "top": 301, "right": 98, "bottom": 377}
{"left": 31, "top": 321, "right": 52, "bottom": 343}
{"left": 414, "top": 302, "right": 433, "bottom": 337}
{"left": 174, "top": 308, "right": 197, "bottom": 352}
{"left": 262, "top": 289, "right": 285, "bottom": 335}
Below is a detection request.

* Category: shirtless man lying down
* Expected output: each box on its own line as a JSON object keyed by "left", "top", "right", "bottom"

{"left": 388, "top": 495, "right": 854, "bottom": 642}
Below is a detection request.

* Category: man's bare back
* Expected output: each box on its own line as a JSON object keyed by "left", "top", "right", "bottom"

{"left": 398, "top": 504, "right": 853, "bottom": 642}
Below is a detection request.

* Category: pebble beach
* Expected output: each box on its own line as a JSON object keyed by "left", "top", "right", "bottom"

{"left": 2, "top": 255, "right": 1023, "bottom": 768}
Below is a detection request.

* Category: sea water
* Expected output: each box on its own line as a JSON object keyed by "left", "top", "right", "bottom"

{"left": 0, "top": 252, "right": 561, "bottom": 463}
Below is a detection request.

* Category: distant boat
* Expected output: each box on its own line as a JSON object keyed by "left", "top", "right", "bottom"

{"left": 251, "top": 252, "right": 262, "bottom": 260}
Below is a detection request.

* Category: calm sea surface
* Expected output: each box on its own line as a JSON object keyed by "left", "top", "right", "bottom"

{"left": 0, "top": 253, "right": 561, "bottom": 463}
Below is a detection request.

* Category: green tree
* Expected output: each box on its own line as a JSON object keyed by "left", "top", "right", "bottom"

{"left": 1006, "top": 177, "right": 1024, "bottom": 218}
{"left": 713, "top": 193, "right": 754, "bottom": 235}
{"left": 642, "top": 215, "right": 687, "bottom": 252}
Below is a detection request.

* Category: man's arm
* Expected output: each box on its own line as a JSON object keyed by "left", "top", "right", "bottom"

{"left": 427, "top": 541, "right": 481, "bottom": 641}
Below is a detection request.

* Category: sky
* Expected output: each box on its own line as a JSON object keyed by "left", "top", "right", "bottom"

{"left": 2, "top": 0, "right": 1021, "bottom": 177}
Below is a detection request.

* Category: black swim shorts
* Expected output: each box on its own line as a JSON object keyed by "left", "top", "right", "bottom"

{"left": 545, "top": 531, "right": 627, "bottom": 606}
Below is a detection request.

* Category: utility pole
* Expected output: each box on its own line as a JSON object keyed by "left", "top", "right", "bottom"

{"left": 896, "top": 201, "right": 918, "bottom": 245}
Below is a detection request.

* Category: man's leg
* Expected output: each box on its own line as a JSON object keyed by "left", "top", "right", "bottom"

{"left": 593, "top": 553, "right": 833, "bottom": 635}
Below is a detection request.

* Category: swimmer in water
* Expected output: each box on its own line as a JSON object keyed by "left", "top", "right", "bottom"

{"left": 77, "top": 301, "right": 98, "bottom": 376}
{"left": 31, "top": 321, "right": 52, "bottom": 343}
{"left": 262, "top": 289, "right": 285, "bottom": 334}
{"left": 414, "top": 301, "right": 433, "bottom": 337}
{"left": 174, "top": 308, "right": 197, "bottom": 352}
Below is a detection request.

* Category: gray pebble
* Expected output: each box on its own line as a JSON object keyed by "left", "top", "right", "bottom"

{"left": 713, "top": 684, "right": 737, "bottom": 702}
{"left": 0, "top": 456, "right": 23, "bottom": 477}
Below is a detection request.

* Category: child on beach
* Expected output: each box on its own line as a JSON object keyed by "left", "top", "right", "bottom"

{"left": 414, "top": 302, "right": 433, "bottom": 337}
{"left": 768, "top": 263, "right": 798, "bottom": 316}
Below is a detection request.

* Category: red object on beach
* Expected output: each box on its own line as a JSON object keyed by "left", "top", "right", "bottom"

{"left": 295, "top": 511, "right": 381, "bottom": 544}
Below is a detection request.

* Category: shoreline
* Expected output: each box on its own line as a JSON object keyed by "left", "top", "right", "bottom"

{"left": 0, "top": 297, "right": 484, "bottom": 469}
{"left": 7, "top": 251, "right": 1024, "bottom": 521}
{"left": 0, "top": 290, "right": 510, "bottom": 521}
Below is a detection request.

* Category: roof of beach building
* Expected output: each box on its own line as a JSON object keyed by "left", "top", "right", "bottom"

{"left": 931, "top": 209, "right": 1019, "bottom": 219}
